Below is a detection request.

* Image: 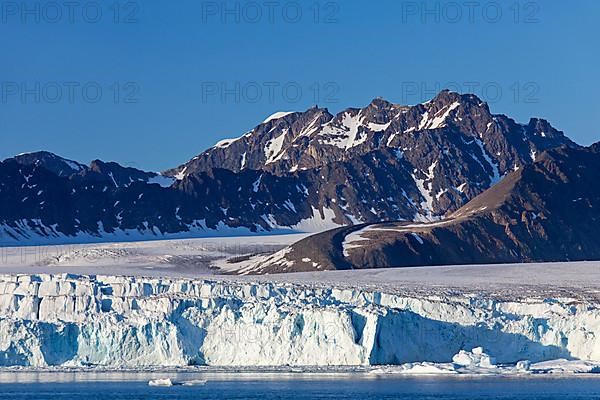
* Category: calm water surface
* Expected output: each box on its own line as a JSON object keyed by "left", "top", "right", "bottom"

{"left": 2, "top": 373, "right": 600, "bottom": 399}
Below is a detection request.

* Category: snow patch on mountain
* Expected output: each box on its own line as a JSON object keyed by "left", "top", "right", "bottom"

{"left": 289, "top": 206, "right": 340, "bottom": 232}
{"left": 63, "top": 159, "right": 85, "bottom": 172}
{"left": 367, "top": 121, "right": 391, "bottom": 132}
{"left": 252, "top": 174, "right": 263, "bottom": 192}
{"left": 263, "top": 111, "right": 294, "bottom": 124}
{"left": 473, "top": 138, "right": 501, "bottom": 184}
{"left": 259, "top": 206, "right": 341, "bottom": 235}
{"left": 343, "top": 226, "right": 372, "bottom": 257}
{"left": 265, "top": 130, "right": 288, "bottom": 164}
{"left": 174, "top": 166, "right": 189, "bottom": 180}
{"left": 319, "top": 112, "right": 369, "bottom": 150}
{"left": 411, "top": 160, "right": 439, "bottom": 219}
{"left": 342, "top": 218, "right": 460, "bottom": 257}
{"left": 214, "top": 138, "right": 238, "bottom": 148}
{"left": 0, "top": 218, "right": 275, "bottom": 247}
{"left": 427, "top": 102, "right": 461, "bottom": 130}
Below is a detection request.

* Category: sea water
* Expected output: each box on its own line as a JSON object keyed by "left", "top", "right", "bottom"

{"left": 2, "top": 373, "right": 600, "bottom": 399}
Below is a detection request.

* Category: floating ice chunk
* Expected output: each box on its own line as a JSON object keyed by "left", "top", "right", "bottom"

{"left": 148, "top": 378, "right": 174, "bottom": 387}
{"left": 530, "top": 359, "right": 600, "bottom": 374}
{"left": 371, "top": 362, "right": 458, "bottom": 375}
{"left": 181, "top": 379, "right": 207, "bottom": 386}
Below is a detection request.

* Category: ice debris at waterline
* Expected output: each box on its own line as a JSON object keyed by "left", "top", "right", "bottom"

{"left": 370, "top": 347, "right": 566, "bottom": 375}
{"left": 370, "top": 347, "right": 528, "bottom": 375}
{"left": 1, "top": 273, "right": 600, "bottom": 368}
{"left": 148, "top": 378, "right": 207, "bottom": 387}
{"left": 148, "top": 378, "right": 174, "bottom": 387}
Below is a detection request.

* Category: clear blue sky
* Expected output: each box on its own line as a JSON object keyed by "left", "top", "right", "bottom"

{"left": 1, "top": 0, "right": 598, "bottom": 171}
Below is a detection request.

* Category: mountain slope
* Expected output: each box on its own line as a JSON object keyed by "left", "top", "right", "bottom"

{"left": 168, "top": 90, "right": 576, "bottom": 222}
{"left": 0, "top": 91, "right": 578, "bottom": 244}
{"left": 239, "top": 143, "right": 600, "bottom": 274}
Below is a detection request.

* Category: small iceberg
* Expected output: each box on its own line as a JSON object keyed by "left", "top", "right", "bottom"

{"left": 148, "top": 378, "right": 174, "bottom": 387}
{"left": 181, "top": 379, "right": 208, "bottom": 386}
{"left": 148, "top": 378, "right": 207, "bottom": 387}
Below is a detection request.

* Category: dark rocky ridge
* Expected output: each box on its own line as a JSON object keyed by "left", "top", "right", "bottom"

{"left": 249, "top": 143, "right": 600, "bottom": 274}
{"left": 167, "top": 90, "right": 576, "bottom": 222}
{"left": 0, "top": 91, "right": 579, "bottom": 244}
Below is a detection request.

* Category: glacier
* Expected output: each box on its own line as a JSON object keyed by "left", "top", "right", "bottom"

{"left": 1, "top": 272, "right": 599, "bottom": 368}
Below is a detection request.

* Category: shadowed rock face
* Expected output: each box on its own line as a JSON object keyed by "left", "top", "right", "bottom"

{"left": 252, "top": 144, "right": 600, "bottom": 273}
{"left": 0, "top": 91, "right": 577, "bottom": 243}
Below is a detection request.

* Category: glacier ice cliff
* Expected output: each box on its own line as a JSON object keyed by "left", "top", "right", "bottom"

{"left": 0, "top": 273, "right": 599, "bottom": 367}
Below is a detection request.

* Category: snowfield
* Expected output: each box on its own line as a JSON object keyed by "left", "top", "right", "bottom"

{"left": 0, "top": 235, "right": 600, "bottom": 372}
{"left": 0, "top": 234, "right": 308, "bottom": 277}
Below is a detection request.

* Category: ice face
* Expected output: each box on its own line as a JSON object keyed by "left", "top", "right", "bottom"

{"left": 0, "top": 273, "right": 599, "bottom": 368}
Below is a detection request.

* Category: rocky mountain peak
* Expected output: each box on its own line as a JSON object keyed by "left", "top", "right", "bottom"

{"left": 368, "top": 96, "right": 395, "bottom": 109}
{"left": 0, "top": 91, "right": 581, "bottom": 245}
{"left": 10, "top": 151, "right": 86, "bottom": 177}
{"left": 162, "top": 91, "right": 576, "bottom": 221}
